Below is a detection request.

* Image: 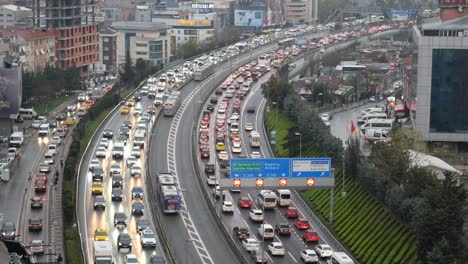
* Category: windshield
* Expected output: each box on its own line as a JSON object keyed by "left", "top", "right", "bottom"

{"left": 10, "top": 137, "right": 20, "bottom": 141}
{"left": 280, "top": 194, "right": 291, "bottom": 199}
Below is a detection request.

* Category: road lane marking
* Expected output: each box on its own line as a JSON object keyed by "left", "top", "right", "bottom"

{"left": 288, "top": 251, "right": 298, "bottom": 263}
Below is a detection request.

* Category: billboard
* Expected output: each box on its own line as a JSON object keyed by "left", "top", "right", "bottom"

{"left": 238, "top": 0, "right": 267, "bottom": 8}
{"left": 0, "top": 68, "right": 21, "bottom": 119}
{"left": 235, "top": 10, "right": 264, "bottom": 28}
{"left": 191, "top": 3, "right": 214, "bottom": 9}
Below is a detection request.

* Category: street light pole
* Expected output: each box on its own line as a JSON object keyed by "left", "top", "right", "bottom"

{"left": 295, "top": 132, "right": 302, "bottom": 157}
{"left": 272, "top": 102, "right": 278, "bottom": 133}
{"left": 185, "top": 238, "right": 195, "bottom": 264}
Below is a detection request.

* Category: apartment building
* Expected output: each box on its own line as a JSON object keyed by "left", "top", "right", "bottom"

{"left": 0, "top": 4, "right": 32, "bottom": 28}
{"left": 99, "top": 27, "right": 118, "bottom": 75}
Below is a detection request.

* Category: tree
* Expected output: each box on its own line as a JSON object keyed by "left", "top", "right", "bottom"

{"left": 345, "top": 135, "right": 361, "bottom": 177}
{"left": 179, "top": 39, "right": 200, "bottom": 59}
{"left": 216, "top": 26, "right": 241, "bottom": 46}
{"left": 121, "top": 50, "right": 134, "bottom": 84}
{"left": 135, "top": 58, "right": 148, "bottom": 85}
{"left": 260, "top": 76, "right": 291, "bottom": 109}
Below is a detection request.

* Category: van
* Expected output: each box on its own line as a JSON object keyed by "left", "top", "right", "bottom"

{"left": 257, "top": 224, "right": 275, "bottom": 239}
{"left": 154, "top": 93, "right": 164, "bottom": 106}
{"left": 361, "top": 107, "right": 383, "bottom": 116}
{"left": 357, "top": 112, "right": 387, "bottom": 126}
{"left": 9, "top": 132, "right": 23, "bottom": 147}
{"left": 364, "top": 129, "right": 390, "bottom": 143}
{"left": 327, "top": 252, "right": 355, "bottom": 264}
{"left": 19, "top": 108, "right": 38, "bottom": 120}
{"left": 133, "top": 130, "right": 146, "bottom": 148}
{"left": 38, "top": 124, "right": 50, "bottom": 137}
{"left": 360, "top": 119, "right": 393, "bottom": 133}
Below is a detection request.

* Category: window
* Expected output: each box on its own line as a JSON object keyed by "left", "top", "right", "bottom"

{"left": 103, "top": 47, "right": 109, "bottom": 51}
{"left": 103, "top": 55, "right": 109, "bottom": 60}
{"left": 136, "top": 51, "right": 147, "bottom": 55}
{"left": 7, "top": 14, "right": 12, "bottom": 17}
{"left": 184, "top": 30, "right": 197, "bottom": 35}
{"left": 149, "top": 40, "right": 163, "bottom": 59}
{"left": 136, "top": 43, "right": 147, "bottom": 47}
{"left": 177, "top": 30, "right": 180, "bottom": 34}
{"left": 103, "top": 37, "right": 109, "bottom": 42}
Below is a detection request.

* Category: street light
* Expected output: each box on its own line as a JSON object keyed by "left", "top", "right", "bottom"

{"left": 271, "top": 102, "right": 278, "bottom": 135}
{"left": 295, "top": 132, "right": 302, "bottom": 158}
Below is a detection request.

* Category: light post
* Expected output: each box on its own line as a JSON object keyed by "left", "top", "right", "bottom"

{"left": 295, "top": 132, "right": 302, "bottom": 158}
{"left": 271, "top": 102, "right": 278, "bottom": 134}
{"left": 316, "top": 92, "right": 323, "bottom": 111}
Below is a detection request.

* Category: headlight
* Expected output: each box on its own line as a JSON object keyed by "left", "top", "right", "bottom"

{"left": 118, "top": 242, "right": 122, "bottom": 246}
{"left": 132, "top": 209, "right": 135, "bottom": 212}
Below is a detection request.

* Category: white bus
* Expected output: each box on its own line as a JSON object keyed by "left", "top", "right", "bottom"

{"left": 258, "top": 54, "right": 271, "bottom": 68}
{"left": 327, "top": 252, "right": 355, "bottom": 264}
{"left": 275, "top": 189, "right": 292, "bottom": 206}
{"left": 249, "top": 131, "right": 261, "bottom": 148}
{"left": 194, "top": 63, "right": 214, "bottom": 81}
{"left": 257, "top": 190, "right": 278, "bottom": 209}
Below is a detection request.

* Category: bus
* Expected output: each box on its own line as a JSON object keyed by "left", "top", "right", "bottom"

{"left": 327, "top": 252, "right": 355, "bottom": 264}
{"left": 249, "top": 131, "right": 261, "bottom": 148}
{"left": 278, "top": 37, "right": 295, "bottom": 48}
{"left": 258, "top": 54, "right": 272, "bottom": 68}
{"left": 163, "top": 91, "right": 181, "bottom": 117}
{"left": 275, "top": 189, "right": 292, "bottom": 207}
{"left": 257, "top": 190, "right": 278, "bottom": 209}
{"left": 194, "top": 63, "right": 214, "bottom": 81}
{"left": 160, "top": 185, "right": 182, "bottom": 213}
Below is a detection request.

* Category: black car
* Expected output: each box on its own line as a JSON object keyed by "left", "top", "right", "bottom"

{"left": 92, "top": 167, "right": 104, "bottom": 182}
{"left": 149, "top": 255, "right": 166, "bottom": 264}
{"left": 215, "top": 89, "right": 223, "bottom": 95}
{"left": 206, "top": 104, "right": 215, "bottom": 112}
{"left": 102, "top": 129, "right": 114, "bottom": 139}
{"left": 111, "top": 188, "right": 123, "bottom": 201}
{"left": 204, "top": 163, "right": 215, "bottom": 175}
{"left": 131, "top": 186, "right": 143, "bottom": 199}
{"left": 114, "top": 212, "right": 127, "bottom": 227}
{"left": 28, "top": 219, "right": 43, "bottom": 232}
{"left": 48, "top": 119, "right": 57, "bottom": 129}
{"left": 233, "top": 226, "right": 250, "bottom": 240}
{"left": 133, "top": 94, "right": 142, "bottom": 102}
{"left": 1, "top": 222, "right": 16, "bottom": 240}
{"left": 117, "top": 233, "right": 132, "bottom": 251}
{"left": 112, "top": 175, "right": 123, "bottom": 188}
{"left": 136, "top": 218, "right": 150, "bottom": 233}
{"left": 210, "top": 96, "right": 218, "bottom": 104}
{"left": 275, "top": 223, "right": 292, "bottom": 235}
{"left": 55, "top": 113, "right": 66, "bottom": 121}
{"left": 120, "top": 127, "right": 130, "bottom": 137}
{"left": 122, "top": 120, "right": 132, "bottom": 129}
{"left": 31, "top": 196, "right": 43, "bottom": 209}
{"left": 132, "top": 201, "right": 144, "bottom": 215}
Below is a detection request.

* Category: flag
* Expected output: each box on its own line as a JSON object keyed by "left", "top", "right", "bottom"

{"left": 351, "top": 121, "right": 356, "bottom": 133}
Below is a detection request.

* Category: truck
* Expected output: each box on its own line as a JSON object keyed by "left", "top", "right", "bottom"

{"left": 163, "top": 91, "right": 181, "bottom": 117}
{"left": 93, "top": 240, "right": 113, "bottom": 264}
{"left": 9, "top": 132, "right": 23, "bottom": 147}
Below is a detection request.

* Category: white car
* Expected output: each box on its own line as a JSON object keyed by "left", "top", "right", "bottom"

{"left": 52, "top": 136, "right": 61, "bottom": 146}
{"left": 315, "top": 244, "right": 333, "bottom": 258}
{"left": 131, "top": 146, "right": 141, "bottom": 158}
{"left": 206, "top": 175, "right": 219, "bottom": 186}
{"left": 32, "top": 119, "right": 43, "bottom": 129}
{"left": 6, "top": 148, "right": 17, "bottom": 162}
{"left": 244, "top": 123, "right": 254, "bottom": 131}
{"left": 110, "top": 163, "right": 121, "bottom": 175}
{"left": 126, "top": 156, "right": 137, "bottom": 167}
{"left": 216, "top": 113, "right": 226, "bottom": 120}
{"left": 67, "top": 104, "right": 76, "bottom": 111}
{"left": 249, "top": 209, "right": 264, "bottom": 222}
{"left": 125, "top": 254, "right": 139, "bottom": 264}
{"left": 133, "top": 108, "right": 142, "bottom": 116}
{"left": 131, "top": 165, "right": 142, "bottom": 177}
{"left": 242, "top": 238, "right": 260, "bottom": 252}
{"left": 218, "top": 151, "right": 229, "bottom": 160}
{"left": 268, "top": 242, "right": 286, "bottom": 256}
{"left": 95, "top": 147, "right": 107, "bottom": 158}
{"left": 300, "top": 249, "right": 319, "bottom": 263}
{"left": 230, "top": 112, "right": 239, "bottom": 121}
{"left": 250, "top": 152, "right": 261, "bottom": 158}
{"left": 47, "top": 144, "right": 57, "bottom": 156}
{"left": 222, "top": 201, "right": 234, "bottom": 213}
{"left": 320, "top": 113, "right": 332, "bottom": 127}
{"left": 99, "top": 138, "right": 109, "bottom": 148}
{"left": 89, "top": 159, "right": 100, "bottom": 171}
{"left": 232, "top": 144, "right": 242, "bottom": 154}
{"left": 140, "top": 228, "right": 157, "bottom": 248}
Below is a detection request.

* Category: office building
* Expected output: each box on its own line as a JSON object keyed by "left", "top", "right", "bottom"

{"left": 0, "top": 4, "right": 32, "bottom": 28}
{"left": 98, "top": 27, "right": 118, "bottom": 75}
{"left": 284, "top": 0, "right": 318, "bottom": 24}
{"left": 413, "top": 1, "right": 468, "bottom": 153}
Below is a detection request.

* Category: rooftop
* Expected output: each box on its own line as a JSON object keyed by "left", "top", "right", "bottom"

{"left": 1, "top": 4, "right": 31, "bottom": 11}
{"left": 422, "top": 15, "right": 468, "bottom": 31}
{"left": 111, "top": 21, "right": 169, "bottom": 32}
{"left": 0, "top": 29, "right": 55, "bottom": 41}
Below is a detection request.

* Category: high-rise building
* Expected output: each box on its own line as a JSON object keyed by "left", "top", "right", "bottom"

{"left": 31, "top": 0, "right": 99, "bottom": 75}
{"left": 284, "top": 0, "right": 318, "bottom": 24}
{"left": 413, "top": 0, "right": 468, "bottom": 154}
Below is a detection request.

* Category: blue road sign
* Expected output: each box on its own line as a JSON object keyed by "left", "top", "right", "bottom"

{"left": 291, "top": 158, "right": 332, "bottom": 178}
{"left": 231, "top": 158, "right": 290, "bottom": 178}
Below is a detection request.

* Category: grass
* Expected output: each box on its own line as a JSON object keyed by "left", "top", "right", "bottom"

{"left": 79, "top": 107, "right": 113, "bottom": 154}
{"left": 119, "top": 86, "right": 135, "bottom": 99}
{"left": 265, "top": 109, "right": 420, "bottom": 264}
{"left": 33, "top": 95, "right": 69, "bottom": 115}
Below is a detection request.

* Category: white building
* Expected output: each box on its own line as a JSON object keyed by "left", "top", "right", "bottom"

{"left": 0, "top": 5, "right": 32, "bottom": 28}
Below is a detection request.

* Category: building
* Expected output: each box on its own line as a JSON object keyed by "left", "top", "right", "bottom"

{"left": 31, "top": 0, "right": 99, "bottom": 75}
{"left": 0, "top": 44, "right": 22, "bottom": 125}
{"left": 98, "top": 27, "right": 118, "bottom": 75}
{"left": 0, "top": 4, "right": 32, "bottom": 28}
{"left": 0, "top": 28, "right": 55, "bottom": 72}
{"left": 413, "top": 1, "right": 468, "bottom": 154}
{"left": 284, "top": 0, "right": 318, "bottom": 24}
{"left": 135, "top": 5, "right": 152, "bottom": 22}
{"left": 234, "top": 0, "right": 267, "bottom": 33}
{"left": 111, "top": 21, "right": 171, "bottom": 67}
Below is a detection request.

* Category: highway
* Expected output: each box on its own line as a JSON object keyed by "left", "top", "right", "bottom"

{"left": 149, "top": 44, "right": 277, "bottom": 264}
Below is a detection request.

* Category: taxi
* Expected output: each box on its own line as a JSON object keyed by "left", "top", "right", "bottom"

{"left": 126, "top": 98, "right": 135, "bottom": 107}
{"left": 120, "top": 106, "right": 129, "bottom": 115}
{"left": 94, "top": 228, "right": 109, "bottom": 241}
{"left": 215, "top": 142, "right": 225, "bottom": 151}
{"left": 91, "top": 182, "right": 103, "bottom": 195}
{"left": 64, "top": 117, "right": 76, "bottom": 126}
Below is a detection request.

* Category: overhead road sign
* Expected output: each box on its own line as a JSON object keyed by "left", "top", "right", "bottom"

{"left": 230, "top": 158, "right": 290, "bottom": 178}
{"left": 291, "top": 158, "right": 331, "bottom": 178}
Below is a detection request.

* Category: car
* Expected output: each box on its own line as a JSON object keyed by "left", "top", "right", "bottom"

{"left": 52, "top": 135, "right": 61, "bottom": 146}
{"left": 39, "top": 162, "right": 50, "bottom": 173}
{"left": 112, "top": 175, "right": 123, "bottom": 188}
{"left": 249, "top": 209, "right": 264, "bottom": 222}
{"left": 117, "top": 233, "right": 132, "bottom": 251}
{"left": 315, "top": 244, "right": 333, "bottom": 258}
{"left": 28, "top": 219, "right": 43, "bottom": 232}
{"left": 43, "top": 152, "right": 54, "bottom": 164}
{"left": 103, "top": 129, "right": 114, "bottom": 138}
{"left": 244, "top": 123, "right": 254, "bottom": 131}
{"left": 6, "top": 147, "right": 17, "bottom": 162}
{"left": 218, "top": 151, "right": 229, "bottom": 160}
{"left": 94, "top": 229, "right": 109, "bottom": 241}
{"left": 303, "top": 229, "right": 320, "bottom": 243}
{"left": 35, "top": 173, "right": 47, "bottom": 183}
{"left": 132, "top": 201, "right": 144, "bottom": 215}
{"left": 55, "top": 112, "right": 66, "bottom": 121}
{"left": 1, "top": 222, "right": 16, "bottom": 240}
{"left": 250, "top": 151, "right": 261, "bottom": 158}
{"left": 204, "top": 163, "right": 215, "bottom": 175}
{"left": 131, "top": 165, "right": 142, "bottom": 177}
{"left": 32, "top": 119, "right": 43, "bottom": 129}
{"left": 209, "top": 96, "right": 218, "bottom": 104}
{"left": 120, "top": 126, "right": 130, "bottom": 137}
{"left": 34, "top": 180, "right": 47, "bottom": 193}
{"left": 126, "top": 98, "right": 135, "bottom": 107}
{"left": 247, "top": 106, "right": 256, "bottom": 113}
{"left": 141, "top": 113, "right": 151, "bottom": 123}
{"left": 136, "top": 218, "right": 150, "bottom": 233}
{"left": 141, "top": 228, "right": 157, "bottom": 247}
{"left": 94, "top": 195, "right": 106, "bottom": 210}
{"left": 31, "top": 196, "right": 43, "bottom": 209}
{"left": 89, "top": 159, "right": 100, "bottom": 172}
{"left": 91, "top": 167, "right": 104, "bottom": 182}
{"left": 222, "top": 201, "right": 234, "bottom": 213}
{"left": 238, "top": 196, "right": 252, "bottom": 208}
{"left": 133, "top": 94, "right": 142, "bottom": 102}
{"left": 91, "top": 182, "right": 103, "bottom": 195}
{"left": 111, "top": 188, "right": 123, "bottom": 201}
{"left": 133, "top": 107, "right": 142, "bottom": 116}
{"left": 206, "top": 104, "right": 215, "bottom": 112}
{"left": 300, "top": 249, "right": 319, "bottom": 263}
{"left": 242, "top": 238, "right": 260, "bottom": 251}
{"left": 268, "top": 242, "right": 286, "bottom": 256}
{"left": 200, "top": 146, "right": 210, "bottom": 159}
{"left": 215, "top": 142, "right": 225, "bottom": 151}
{"left": 114, "top": 212, "right": 127, "bottom": 227}
{"left": 99, "top": 138, "right": 109, "bottom": 148}
{"left": 250, "top": 249, "right": 269, "bottom": 263}
{"left": 215, "top": 88, "right": 223, "bottom": 95}
{"left": 131, "top": 186, "right": 144, "bottom": 200}
{"left": 64, "top": 116, "right": 76, "bottom": 126}
{"left": 126, "top": 156, "right": 137, "bottom": 167}
{"left": 95, "top": 147, "right": 107, "bottom": 158}
{"left": 275, "top": 223, "right": 292, "bottom": 235}
{"left": 66, "top": 104, "right": 76, "bottom": 111}
{"left": 147, "top": 106, "right": 156, "bottom": 115}
{"left": 232, "top": 143, "right": 242, "bottom": 154}
{"left": 121, "top": 106, "right": 130, "bottom": 115}
{"left": 107, "top": 163, "right": 120, "bottom": 175}
{"left": 233, "top": 226, "right": 250, "bottom": 239}
{"left": 149, "top": 255, "right": 165, "bottom": 264}
{"left": 295, "top": 218, "right": 311, "bottom": 230}
{"left": 285, "top": 206, "right": 300, "bottom": 218}
{"left": 29, "top": 240, "right": 45, "bottom": 255}
{"left": 206, "top": 175, "right": 219, "bottom": 186}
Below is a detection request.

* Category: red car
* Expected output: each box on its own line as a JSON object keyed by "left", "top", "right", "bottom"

{"left": 285, "top": 207, "right": 300, "bottom": 219}
{"left": 200, "top": 146, "right": 210, "bottom": 159}
{"left": 35, "top": 173, "right": 47, "bottom": 183}
{"left": 294, "top": 218, "right": 311, "bottom": 230}
{"left": 303, "top": 229, "right": 320, "bottom": 243}
{"left": 247, "top": 106, "right": 256, "bottom": 113}
{"left": 147, "top": 106, "right": 156, "bottom": 115}
{"left": 34, "top": 180, "right": 47, "bottom": 193}
{"left": 238, "top": 196, "right": 252, "bottom": 208}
